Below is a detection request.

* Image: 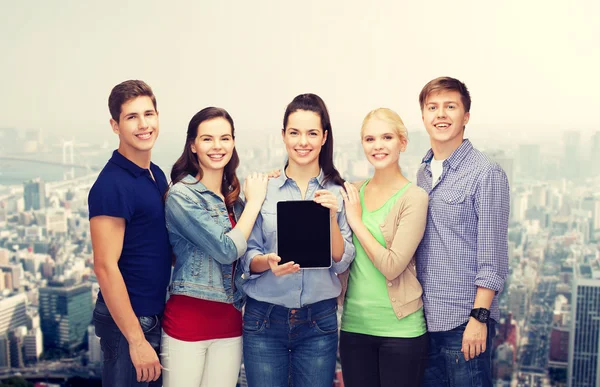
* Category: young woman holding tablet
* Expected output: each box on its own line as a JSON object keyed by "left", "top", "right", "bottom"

{"left": 240, "top": 93, "right": 355, "bottom": 387}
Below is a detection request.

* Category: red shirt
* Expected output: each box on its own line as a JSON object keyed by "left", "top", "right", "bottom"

{"left": 162, "top": 214, "right": 242, "bottom": 341}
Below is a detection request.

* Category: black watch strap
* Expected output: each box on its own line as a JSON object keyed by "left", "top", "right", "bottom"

{"left": 470, "top": 308, "right": 490, "bottom": 323}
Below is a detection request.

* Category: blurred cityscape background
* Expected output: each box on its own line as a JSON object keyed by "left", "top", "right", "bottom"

{"left": 0, "top": 126, "right": 598, "bottom": 386}
{"left": 1, "top": 1, "right": 598, "bottom": 386}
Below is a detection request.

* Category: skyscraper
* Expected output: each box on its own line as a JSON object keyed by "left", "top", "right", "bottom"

{"left": 0, "top": 293, "right": 28, "bottom": 337}
{"left": 39, "top": 280, "right": 93, "bottom": 352}
{"left": 568, "top": 263, "right": 600, "bottom": 386}
{"left": 563, "top": 131, "right": 582, "bottom": 179}
{"left": 23, "top": 178, "right": 46, "bottom": 211}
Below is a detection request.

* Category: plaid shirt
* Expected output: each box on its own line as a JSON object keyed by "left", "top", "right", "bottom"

{"left": 416, "top": 139, "right": 510, "bottom": 332}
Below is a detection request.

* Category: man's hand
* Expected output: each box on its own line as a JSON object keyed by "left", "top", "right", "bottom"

{"left": 461, "top": 318, "right": 487, "bottom": 361}
{"left": 129, "top": 338, "right": 162, "bottom": 382}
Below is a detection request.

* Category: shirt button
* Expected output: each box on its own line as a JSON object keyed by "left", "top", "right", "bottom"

{"left": 397, "top": 312, "right": 402, "bottom": 317}
{"left": 391, "top": 298, "right": 396, "bottom": 302}
{"left": 387, "top": 282, "right": 392, "bottom": 287}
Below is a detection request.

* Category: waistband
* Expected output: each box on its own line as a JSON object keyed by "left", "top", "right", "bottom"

{"left": 245, "top": 297, "right": 336, "bottom": 319}
{"left": 95, "top": 298, "right": 162, "bottom": 319}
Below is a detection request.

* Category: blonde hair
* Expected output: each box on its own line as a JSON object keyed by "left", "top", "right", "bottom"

{"left": 361, "top": 108, "right": 409, "bottom": 144}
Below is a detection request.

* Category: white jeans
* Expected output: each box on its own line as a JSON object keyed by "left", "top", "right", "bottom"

{"left": 160, "top": 331, "right": 242, "bottom": 387}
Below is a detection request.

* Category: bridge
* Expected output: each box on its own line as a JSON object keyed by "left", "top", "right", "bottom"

{"left": 0, "top": 156, "right": 98, "bottom": 170}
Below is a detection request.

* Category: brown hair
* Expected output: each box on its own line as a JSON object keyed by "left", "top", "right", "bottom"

{"left": 170, "top": 107, "right": 241, "bottom": 211}
{"left": 108, "top": 80, "right": 157, "bottom": 122}
{"left": 418, "top": 77, "right": 471, "bottom": 112}
{"left": 282, "top": 93, "right": 345, "bottom": 187}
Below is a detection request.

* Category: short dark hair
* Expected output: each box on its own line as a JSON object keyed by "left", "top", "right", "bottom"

{"left": 419, "top": 77, "right": 471, "bottom": 112}
{"left": 108, "top": 80, "right": 157, "bottom": 122}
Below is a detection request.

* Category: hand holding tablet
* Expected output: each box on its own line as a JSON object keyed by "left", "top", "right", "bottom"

{"left": 262, "top": 253, "right": 300, "bottom": 276}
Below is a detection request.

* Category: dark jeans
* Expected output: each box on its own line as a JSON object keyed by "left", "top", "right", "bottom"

{"left": 422, "top": 320, "right": 496, "bottom": 387}
{"left": 339, "top": 330, "right": 429, "bottom": 387}
{"left": 242, "top": 297, "right": 339, "bottom": 387}
{"left": 93, "top": 300, "right": 162, "bottom": 387}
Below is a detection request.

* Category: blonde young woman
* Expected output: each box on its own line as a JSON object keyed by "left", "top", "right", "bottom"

{"left": 339, "top": 108, "right": 429, "bottom": 387}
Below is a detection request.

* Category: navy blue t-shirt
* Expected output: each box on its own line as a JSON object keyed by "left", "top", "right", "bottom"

{"left": 88, "top": 150, "right": 171, "bottom": 316}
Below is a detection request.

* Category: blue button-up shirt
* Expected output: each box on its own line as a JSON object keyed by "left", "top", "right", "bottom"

{"left": 241, "top": 168, "right": 355, "bottom": 308}
{"left": 416, "top": 140, "right": 510, "bottom": 332}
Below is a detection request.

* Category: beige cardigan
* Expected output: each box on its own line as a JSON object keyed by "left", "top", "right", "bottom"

{"left": 337, "top": 181, "right": 429, "bottom": 320}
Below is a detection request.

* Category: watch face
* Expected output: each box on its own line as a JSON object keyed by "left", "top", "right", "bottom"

{"left": 479, "top": 308, "right": 489, "bottom": 321}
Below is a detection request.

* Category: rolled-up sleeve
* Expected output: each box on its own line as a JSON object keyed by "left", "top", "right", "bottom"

{"left": 241, "top": 211, "right": 267, "bottom": 280}
{"left": 165, "top": 190, "right": 246, "bottom": 264}
{"left": 331, "top": 205, "right": 356, "bottom": 274}
{"left": 474, "top": 167, "right": 510, "bottom": 293}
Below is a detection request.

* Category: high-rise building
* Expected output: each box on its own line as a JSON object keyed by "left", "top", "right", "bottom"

{"left": 0, "top": 293, "right": 28, "bottom": 337}
{"left": 563, "top": 131, "right": 582, "bottom": 179}
{"left": 39, "top": 280, "right": 93, "bottom": 351}
{"left": 581, "top": 196, "right": 600, "bottom": 241}
{"left": 23, "top": 178, "right": 46, "bottom": 211}
{"left": 568, "top": 263, "right": 600, "bottom": 386}
{"left": 508, "top": 283, "right": 528, "bottom": 321}
{"left": 518, "top": 144, "right": 541, "bottom": 178}
{"left": 0, "top": 336, "right": 9, "bottom": 368}
{"left": 0, "top": 264, "right": 22, "bottom": 291}
{"left": 591, "top": 131, "right": 600, "bottom": 176}
{"left": 24, "top": 311, "right": 43, "bottom": 363}
{"left": 8, "top": 326, "right": 26, "bottom": 368}
{"left": 87, "top": 325, "right": 102, "bottom": 364}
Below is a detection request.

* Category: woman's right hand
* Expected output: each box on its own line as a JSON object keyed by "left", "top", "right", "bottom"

{"left": 341, "top": 182, "right": 362, "bottom": 228}
{"left": 243, "top": 172, "right": 269, "bottom": 205}
{"left": 265, "top": 253, "right": 300, "bottom": 276}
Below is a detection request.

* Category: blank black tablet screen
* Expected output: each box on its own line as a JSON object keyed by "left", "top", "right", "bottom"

{"left": 277, "top": 201, "right": 331, "bottom": 268}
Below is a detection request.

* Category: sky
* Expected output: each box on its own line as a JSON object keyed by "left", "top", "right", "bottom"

{"left": 1, "top": 0, "right": 599, "bottom": 149}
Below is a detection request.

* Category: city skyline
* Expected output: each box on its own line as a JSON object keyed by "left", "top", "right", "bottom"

{"left": 1, "top": 1, "right": 599, "bottom": 142}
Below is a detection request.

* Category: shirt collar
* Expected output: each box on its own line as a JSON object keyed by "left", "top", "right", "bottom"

{"left": 421, "top": 139, "right": 473, "bottom": 170}
{"left": 275, "top": 161, "right": 326, "bottom": 189}
{"left": 109, "top": 150, "right": 152, "bottom": 178}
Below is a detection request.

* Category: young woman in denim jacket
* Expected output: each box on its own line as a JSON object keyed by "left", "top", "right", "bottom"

{"left": 240, "top": 94, "right": 356, "bottom": 387}
{"left": 160, "top": 107, "right": 269, "bottom": 387}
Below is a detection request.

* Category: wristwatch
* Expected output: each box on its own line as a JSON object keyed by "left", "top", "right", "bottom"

{"left": 470, "top": 308, "right": 490, "bottom": 323}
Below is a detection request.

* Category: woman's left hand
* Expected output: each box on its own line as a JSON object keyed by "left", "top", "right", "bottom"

{"left": 314, "top": 189, "right": 339, "bottom": 220}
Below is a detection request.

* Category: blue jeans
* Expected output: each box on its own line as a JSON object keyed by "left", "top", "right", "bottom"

{"left": 93, "top": 300, "right": 162, "bottom": 387}
{"left": 242, "top": 297, "right": 338, "bottom": 387}
{"left": 422, "top": 320, "right": 496, "bottom": 387}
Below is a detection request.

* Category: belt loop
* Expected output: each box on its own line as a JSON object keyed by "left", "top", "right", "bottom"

{"left": 307, "top": 303, "right": 312, "bottom": 322}
{"left": 265, "top": 304, "right": 275, "bottom": 328}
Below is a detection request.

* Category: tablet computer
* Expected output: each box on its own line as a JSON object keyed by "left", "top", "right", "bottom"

{"left": 276, "top": 200, "right": 332, "bottom": 269}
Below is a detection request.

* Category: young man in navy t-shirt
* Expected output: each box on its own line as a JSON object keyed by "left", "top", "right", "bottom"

{"left": 89, "top": 80, "right": 171, "bottom": 387}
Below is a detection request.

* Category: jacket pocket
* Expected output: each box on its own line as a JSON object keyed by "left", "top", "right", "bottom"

{"left": 190, "top": 249, "right": 204, "bottom": 277}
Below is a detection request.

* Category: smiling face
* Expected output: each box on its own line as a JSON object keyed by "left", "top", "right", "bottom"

{"left": 422, "top": 90, "right": 470, "bottom": 153}
{"left": 362, "top": 118, "right": 406, "bottom": 170}
{"left": 282, "top": 110, "right": 327, "bottom": 169}
{"left": 191, "top": 117, "right": 235, "bottom": 174}
{"left": 111, "top": 96, "right": 159, "bottom": 156}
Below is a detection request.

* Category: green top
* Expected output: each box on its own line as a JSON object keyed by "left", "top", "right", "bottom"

{"left": 341, "top": 180, "right": 426, "bottom": 338}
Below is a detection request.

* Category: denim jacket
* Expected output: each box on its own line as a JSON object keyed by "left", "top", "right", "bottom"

{"left": 165, "top": 174, "right": 246, "bottom": 310}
